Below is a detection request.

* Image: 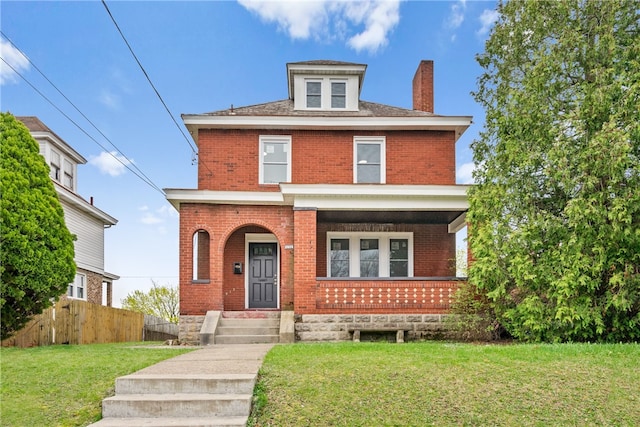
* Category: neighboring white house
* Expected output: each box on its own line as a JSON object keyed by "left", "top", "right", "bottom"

{"left": 18, "top": 116, "right": 119, "bottom": 306}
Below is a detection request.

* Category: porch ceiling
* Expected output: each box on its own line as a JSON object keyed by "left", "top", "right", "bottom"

{"left": 318, "top": 210, "right": 465, "bottom": 225}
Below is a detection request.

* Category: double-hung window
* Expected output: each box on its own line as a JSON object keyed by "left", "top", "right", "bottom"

{"left": 354, "top": 137, "right": 385, "bottom": 183}
{"left": 328, "top": 232, "right": 412, "bottom": 278}
{"left": 259, "top": 135, "right": 291, "bottom": 184}
{"left": 63, "top": 159, "right": 74, "bottom": 190}
{"left": 50, "top": 150, "right": 61, "bottom": 181}
{"left": 68, "top": 273, "right": 86, "bottom": 299}
{"left": 331, "top": 81, "right": 346, "bottom": 108}
{"left": 306, "top": 81, "right": 322, "bottom": 108}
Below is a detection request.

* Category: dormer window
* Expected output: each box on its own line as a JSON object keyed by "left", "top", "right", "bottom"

{"left": 331, "top": 81, "right": 346, "bottom": 108}
{"left": 306, "top": 81, "right": 321, "bottom": 108}
{"left": 50, "top": 150, "right": 61, "bottom": 181}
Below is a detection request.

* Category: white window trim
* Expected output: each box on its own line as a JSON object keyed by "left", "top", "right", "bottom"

{"left": 259, "top": 135, "right": 292, "bottom": 185}
{"left": 353, "top": 136, "right": 386, "bottom": 184}
{"left": 245, "top": 233, "right": 280, "bottom": 309}
{"left": 327, "top": 232, "right": 413, "bottom": 278}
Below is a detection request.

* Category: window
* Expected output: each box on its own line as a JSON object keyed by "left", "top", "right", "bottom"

{"left": 306, "top": 81, "right": 321, "bottom": 108}
{"left": 259, "top": 136, "right": 291, "bottom": 184}
{"left": 331, "top": 81, "right": 346, "bottom": 108}
{"left": 50, "top": 151, "right": 61, "bottom": 181}
{"left": 354, "top": 137, "right": 385, "bottom": 183}
{"left": 63, "top": 159, "right": 74, "bottom": 190}
{"left": 193, "top": 230, "right": 210, "bottom": 281}
{"left": 330, "top": 239, "right": 350, "bottom": 277}
{"left": 327, "top": 233, "right": 413, "bottom": 278}
{"left": 68, "top": 273, "right": 86, "bottom": 299}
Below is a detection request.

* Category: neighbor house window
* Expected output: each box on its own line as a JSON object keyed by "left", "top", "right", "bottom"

{"left": 306, "top": 81, "right": 321, "bottom": 108}
{"left": 327, "top": 232, "right": 412, "bottom": 278}
{"left": 354, "top": 137, "right": 385, "bottom": 183}
{"left": 50, "top": 150, "right": 61, "bottom": 181}
{"left": 63, "top": 159, "right": 74, "bottom": 190}
{"left": 193, "top": 230, "right": 210, "bottom": 281}
{"left": 259, "top": 135, "right": 291, "bottom": 184}
{"left": 331, "top": 81, "right": 346, "bottom": 108}
{"left": 68, "top": 273, "right": 86, "bottom": 299}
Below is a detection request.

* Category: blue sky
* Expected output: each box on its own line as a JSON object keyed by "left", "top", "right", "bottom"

{"left": 1, "top": 0, "right": 498, "bottom": 306}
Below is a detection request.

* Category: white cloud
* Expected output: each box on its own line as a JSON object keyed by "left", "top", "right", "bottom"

{"left": 139, "top": 204, "right": 178, "bottom": 232}
{"left": 89, "top": 151, "right": 133, "bottom": 177}
{"left": 477, "top": 9, "right": 499, "bottom": 36}
{"left": 237, "top": 0, "right": 402, "bottom": 54}
{"left": 0, "top": 38, "right": 30, "bottom": 85}
{"left": 99, "top": 89, "right": 121, "bottom": 110}
{"left": 446, "top": 0, "right": 466, "bottom": 30}
{"left": 457, "top": 161, "right": 476, "bottom": 184}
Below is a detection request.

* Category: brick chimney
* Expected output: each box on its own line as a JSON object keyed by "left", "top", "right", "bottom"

{"left": 412, "top": 60, "right": 434, "bottom": 113}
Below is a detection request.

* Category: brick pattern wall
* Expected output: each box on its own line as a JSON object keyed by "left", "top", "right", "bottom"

{"left": 197, "top": 129, "right": 456, "bottom": 190}
{"left": 84, "top": 269, "right": 103, "bottom": 305}
{"left": 179, "top": 204, "right": 294, "bottom": 315}
{"left": 413, "top": 60, "right": 434, "bottom": 113}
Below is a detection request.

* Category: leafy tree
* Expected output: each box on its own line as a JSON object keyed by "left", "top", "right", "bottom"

{"left": 1, "top": 113, "right": 76, "bottom": 340}
{"left": 121, "top": 281, "right": 179, "bottom": 324}
{"left": 468, "top": 0, "right": 640, "bottom": 342}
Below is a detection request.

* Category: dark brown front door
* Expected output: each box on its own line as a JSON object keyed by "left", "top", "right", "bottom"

{"left": 248, "top": 243, "right": 278, "bottom": 308}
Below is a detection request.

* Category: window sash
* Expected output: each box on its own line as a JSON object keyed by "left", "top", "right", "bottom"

{"left": 331, "top": 82, "right": 346, "bottom": 108}
{"left": 306, "top": 81, "right": 321, "bottom": 108}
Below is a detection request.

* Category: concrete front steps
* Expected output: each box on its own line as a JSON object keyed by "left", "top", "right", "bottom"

{"left": 91, "top": 374, "right": 254, "bottom": 426}
{"left": 214, "top": 312, "right": 281, "bottom": 345}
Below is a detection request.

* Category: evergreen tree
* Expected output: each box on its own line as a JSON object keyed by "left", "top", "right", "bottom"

{"left": 1, "top": 113, "right": 76, "bottom": 340}
{"left": 468, "top": 0, "right": 640, "bottom": 342}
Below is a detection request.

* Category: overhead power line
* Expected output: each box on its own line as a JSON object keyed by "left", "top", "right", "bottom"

{"left": 1, "top": 31, "right": 164, "bottom": 196}
{"left": 101, "top": 0, "right": 197, "bottom": 155}
{"left": 0, "top": 56, "right": 165, "bottom": 196}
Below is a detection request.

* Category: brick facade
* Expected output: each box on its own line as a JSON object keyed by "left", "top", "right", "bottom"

{"left": 170, "top": 59, "right": 472, "bottom": 343}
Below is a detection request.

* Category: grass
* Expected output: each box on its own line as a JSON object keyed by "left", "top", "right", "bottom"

{"left": 250, "top": 342, "right": 640, "bottom": 426}
{"left": 0, "top": 342, "right": 194, "bottom": 426}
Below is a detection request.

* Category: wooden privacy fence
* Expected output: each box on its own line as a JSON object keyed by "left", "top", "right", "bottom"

{"left": 1, "top": 299, "right": 144, "bottom": 348}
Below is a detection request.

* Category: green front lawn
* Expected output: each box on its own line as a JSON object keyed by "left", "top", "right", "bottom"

{"left": 0, "top": 342, "right": 194, "bottom": 426}
{"left": 250, "top": 342, "right": 640, "bottom": 426}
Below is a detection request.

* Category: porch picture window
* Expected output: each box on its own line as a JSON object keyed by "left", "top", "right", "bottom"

{"left": 306, "top": 81, "right": 321, "bottom": 108}
{"left": 330, "top": 239, "right": 350, "bottom": 277}
{"left": 360, "top": 239, "right": 379, "bottom": 277}
{"left": 327, "top": 232, "right": 412, "bottom": 278}
{"left": 389, "top": 239, "right": 409, "bottom": 277}
{"left": 260, "top": 136, "right": 291, "bottom": 184}
{"left": 331, "top": 81, "right": 346, "bottom": 108}
{"left": 354, "top": 137, "right": 385, "bottom": 183}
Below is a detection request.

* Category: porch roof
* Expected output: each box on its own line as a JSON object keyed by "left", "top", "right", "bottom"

{"left": 165, "top": 184, "right": 469, "bottom": 233}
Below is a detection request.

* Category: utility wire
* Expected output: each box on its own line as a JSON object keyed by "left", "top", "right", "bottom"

{"left": 0, "top": 57, "right": 165, "bottom": 196}
{"left": 1, "top": 31, "right": 163, "bottom": 195}
{"left": 101, "top": 0, "right": 197, "bottom": 154}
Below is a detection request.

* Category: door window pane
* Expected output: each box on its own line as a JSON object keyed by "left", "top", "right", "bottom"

{"left": 330, "top": 239, "right": 350, "bottom": 277}
{"left": 390, "top": 239, "right": 409, "bottom": 277}
{"left": 360, "top": 239, "right": 379, "bottom": 277}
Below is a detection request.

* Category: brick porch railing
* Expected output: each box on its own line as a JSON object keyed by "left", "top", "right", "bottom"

{"left": 315, "top": 278, "right": 464, "bottom": 313}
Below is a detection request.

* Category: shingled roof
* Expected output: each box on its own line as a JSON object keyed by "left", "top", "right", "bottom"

{"left": 201, "top": 99, "right": 438, "bottom": 118}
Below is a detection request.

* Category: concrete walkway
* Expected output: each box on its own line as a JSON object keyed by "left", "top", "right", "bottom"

{"left": 90, "top": 343, "right": 275, "bottom": 427}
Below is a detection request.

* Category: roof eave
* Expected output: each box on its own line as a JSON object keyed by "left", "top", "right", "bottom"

{"left": 182, "top": 115, "right": 472, "bottom": 144}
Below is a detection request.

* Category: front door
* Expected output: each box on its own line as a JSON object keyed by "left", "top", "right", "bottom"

{"left": 248, "top": 242, "right": 278, "bottom": 308}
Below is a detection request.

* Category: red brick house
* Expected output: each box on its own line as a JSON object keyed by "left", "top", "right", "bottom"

{"left": 166, "top": 60, "right": 472, "bottom": 343}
